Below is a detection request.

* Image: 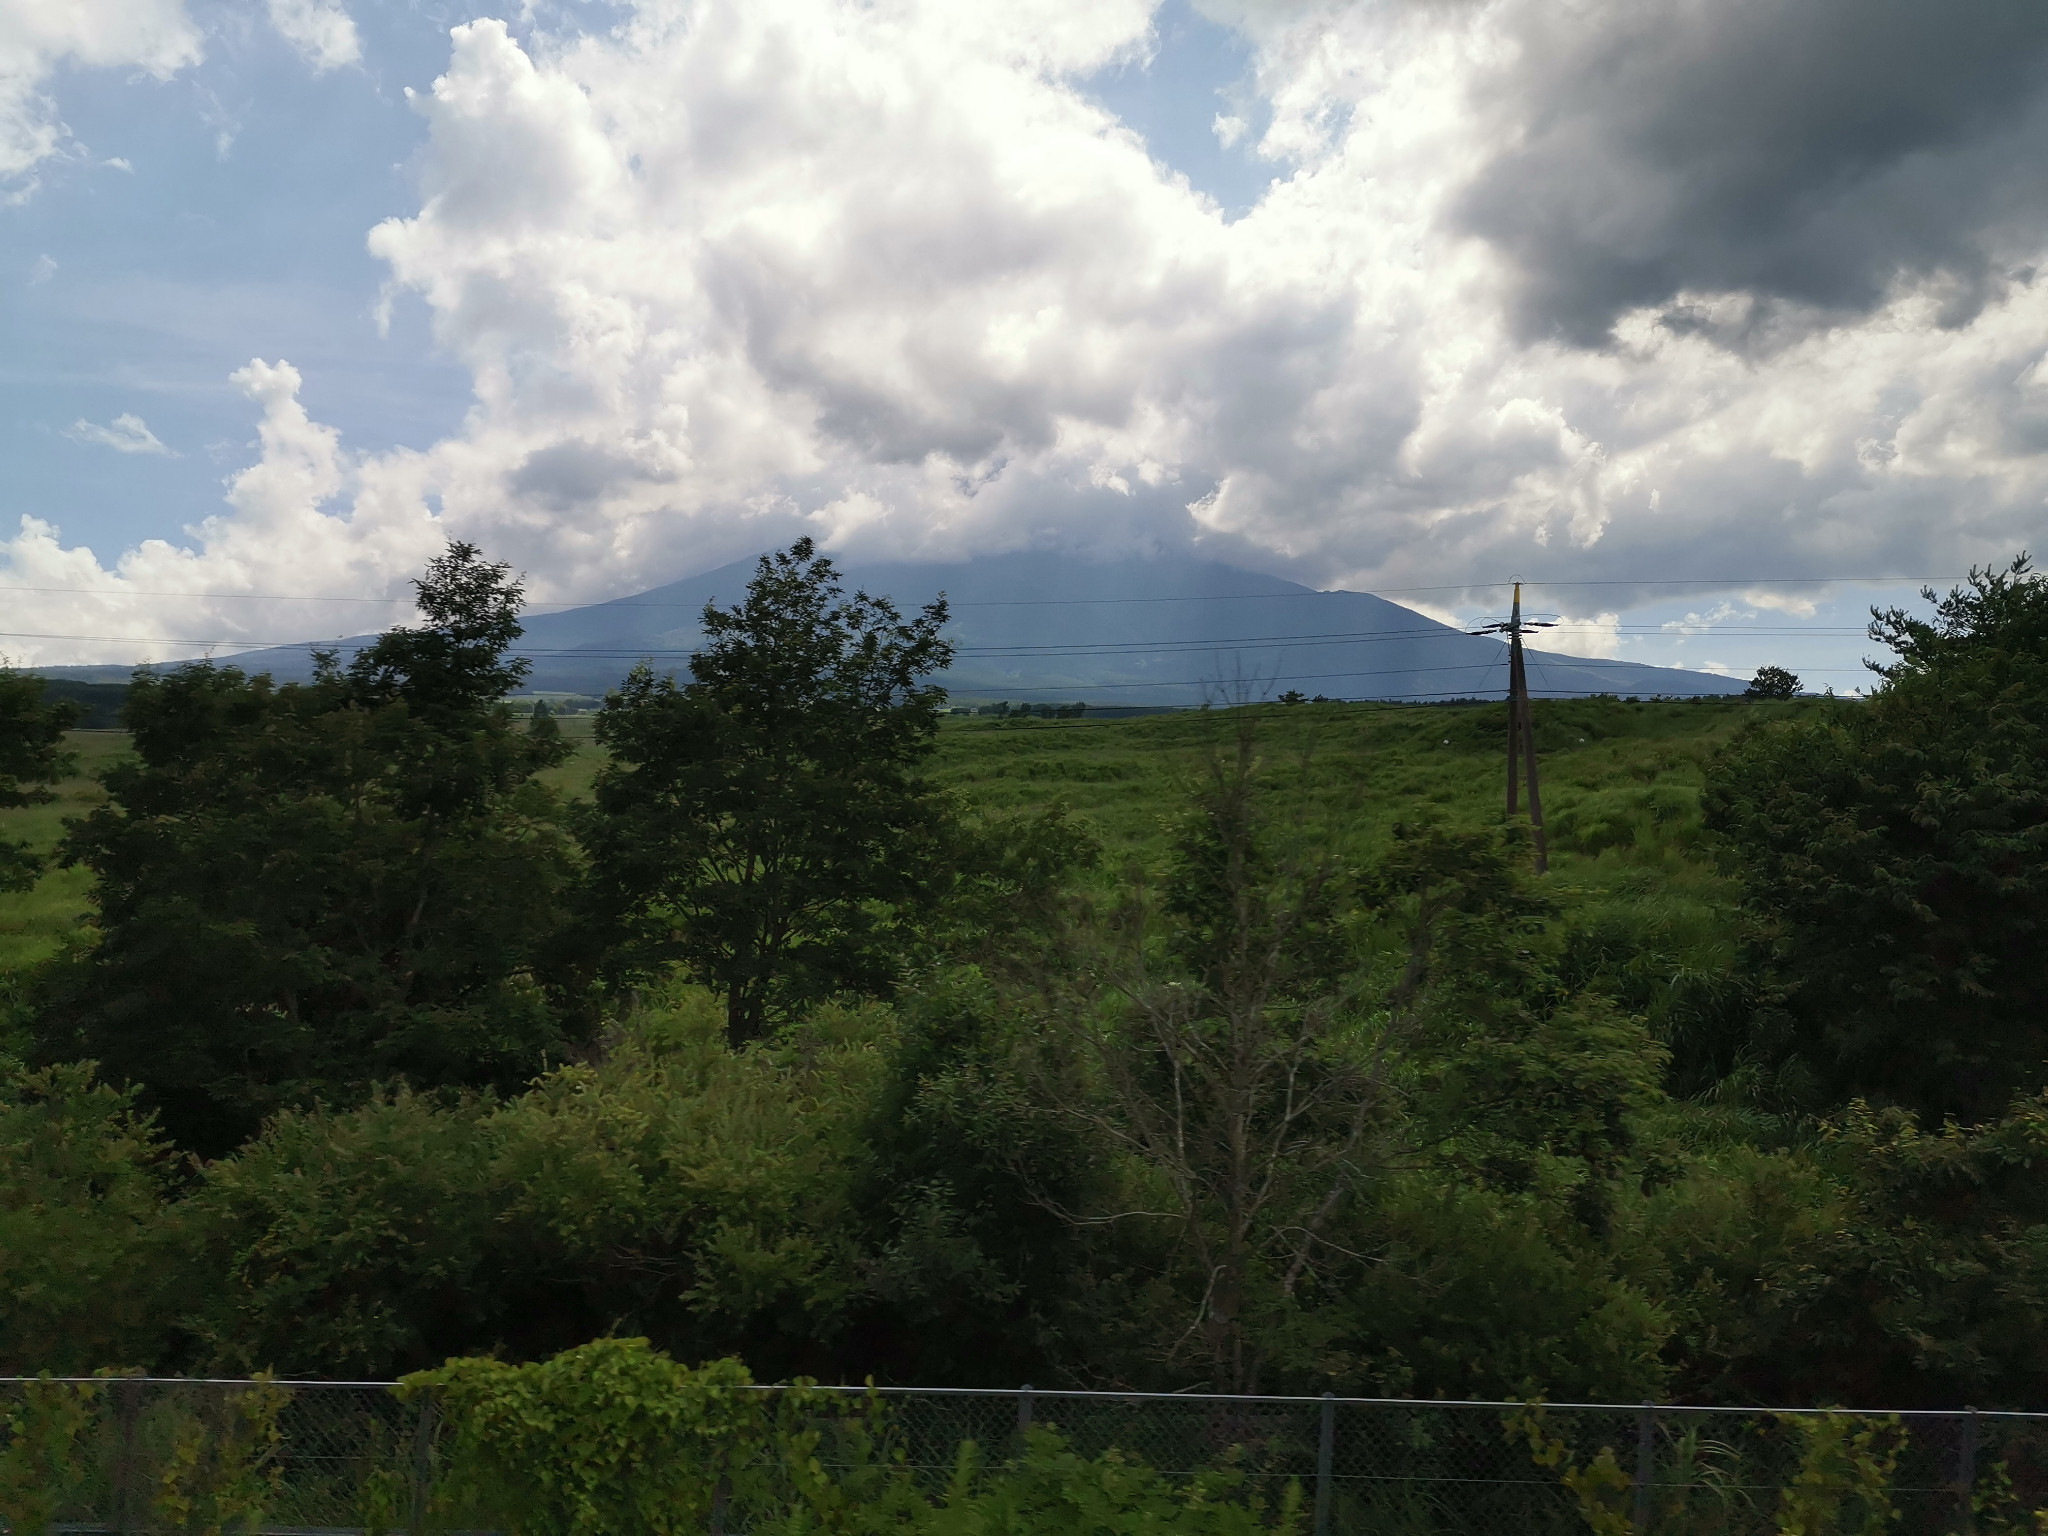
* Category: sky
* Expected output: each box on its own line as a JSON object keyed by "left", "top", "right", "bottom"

{"left": 4, "top": 0, "right": 2048, "bottom": 687}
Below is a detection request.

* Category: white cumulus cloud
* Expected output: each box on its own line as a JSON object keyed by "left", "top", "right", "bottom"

{"left": 1538, "top": 614, "right": 1623, "bottom": 661}
{"left": 6, "top": 0, "right": 2048, "bottom": 661}
{"left": 0, "top": 0, "right": 201, "bottom": 188}
{"left": 0, "top": 363, "right": 442, "bottom": 664}
{"left": 265, "top": 0, "right": 361, "bottom": 72}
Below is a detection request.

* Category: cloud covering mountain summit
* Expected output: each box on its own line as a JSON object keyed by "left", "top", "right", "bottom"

{"left": 3, "top": 0, "right": 2046, "bottom": 666}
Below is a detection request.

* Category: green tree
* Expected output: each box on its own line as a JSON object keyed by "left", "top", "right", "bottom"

{"left": 0, "top": 671, "right": 81, "bottom": 891}
{"left": 0, "top": 1062, "right": 186, "bottom": 1373}
{"left": 1744, "top": 665, "right": 1801, "bottom": 699}
{"left": 1704, "top": 557, "right": 2048, "bottom": 1123}
{"left": 585, "top": 539, "right": 953, "bottom": 1043}
{"left": 44, "top": 543, "right": 579, "bottom": 1153}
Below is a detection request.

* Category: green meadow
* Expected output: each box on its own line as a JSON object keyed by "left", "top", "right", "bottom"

{"left": 3, "top": 695, "right": 1827, "bottom": 982}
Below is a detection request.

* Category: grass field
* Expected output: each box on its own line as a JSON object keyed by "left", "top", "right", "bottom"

{"left": 0, "top": 731, "right": 125, "bottom": 971}
{"left": 0, "top": 697, "right": 1835, "bottom": 985}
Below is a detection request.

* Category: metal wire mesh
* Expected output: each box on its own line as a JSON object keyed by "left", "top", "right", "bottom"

{"left": 0, "top": 1378, "right": 422, "bottom": 1534}
{"left": 5, "top": 1376, "right": 2045, "bottom": 1534}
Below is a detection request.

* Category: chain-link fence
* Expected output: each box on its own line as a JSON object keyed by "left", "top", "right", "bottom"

{"left": 5, "top": 1376, "right": 2046, "bottom": 1533}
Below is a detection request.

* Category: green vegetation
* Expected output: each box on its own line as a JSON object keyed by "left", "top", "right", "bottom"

{"left": 32, "top": 545, "right": 579, "bottom": 1154}
{"left": 585, "top": 537, "right": 955, "bottom": 1041}
{"left": 0, "top": 730, "right": 123, "bottom": 974}
{"left": 4, "top": 544, "right": 2048, "bottom": 1429}
{"left": 406, "top": 1337, "right": 1303, "bottom": 1536}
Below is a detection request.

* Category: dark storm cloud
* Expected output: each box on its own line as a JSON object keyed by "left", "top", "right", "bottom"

{"left": 1455, "top": 0, "right": 2048, "bottom": 347}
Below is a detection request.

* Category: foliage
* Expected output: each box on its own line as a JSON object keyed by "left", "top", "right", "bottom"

{"left": 0, "top": 670, "right": 81, "bottom": 892}
{"left": 1969, "top": 1458, "right": 2048, "bottom": 1534}
{"left": 151, "top": 1379, "right": 290, "bottom": 1536}
{"left": 850, "top": 970, "right": 1107, "bottom": 1387}
{"left": 178, "top": 987, "right": 885, "bottom": 1380}
{"left": 1024, "top": 723, "right": 1398, "bottom": 1392}
{"left": 1506, "top": 1406, "right": 1907, "bottom": 1536}
{"left": 477, "top": 990, "right": 876, "bottom": 1378}
{"left": 409, "top": 1338, "right": 1298, "bottom": 1536}
{"left": 993, "top": 715, "right": 1677, "bottom": 1399}
{"left": 1745, "top": 667, "right": 1802, "bottom": 700}
{"left": 1790, "top": 1096, "right": 2048, "bottom": 1407}
{"left": 406, "top": 1337, "right": 928, "bottom": 1536}
{"left": 41, "top": 543, "right": 578, "bottom": 1152}
{"left": 1333, "top": 1176, "right": 1671, "bottom": 1402}
{"left": 585, "top": 539, "right": 954, "bottom": 1042}
{"left": 1771, "top": 1412, "right": 1902, "bottom": 1535}
{"left": 0, "top": 1063, "right": 184, "bottom": 1374}
{"left": 181, "top": 1089, "right": 507, "bottom": 1377}
{"left": 1503, "top": 1404, "right": 1637, "bottom": 1535}
{"left": 1705, "top": 558, "right": 2048, "bottom": 1123}
{"left": 407, "top": 1340, "right": 789, "bottom": 1536}
{"left": 0, "top": 1378, "right": 100, "bottom": 1535}
{"left": 14, "top": 572, "right": 2048, "bottom": 1421}
{"left": 916, "top": 1429, "right": 1301, "bottom": 1536}
{"left": 922, "top": 804, "right": 1101, "bottom": 977}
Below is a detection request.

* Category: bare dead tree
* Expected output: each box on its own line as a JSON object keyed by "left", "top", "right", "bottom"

{"left": 1031, "top": 715, "right": 1458, "bottom": 1393}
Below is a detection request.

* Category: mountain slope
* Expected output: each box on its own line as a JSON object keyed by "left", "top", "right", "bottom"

{"left": 38, "top": 551, "right": 1747, "bottom": 703}
{"left": 509, "top": 550, "right": 1746, "bottom": 703}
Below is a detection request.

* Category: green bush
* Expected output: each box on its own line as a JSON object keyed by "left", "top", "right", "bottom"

{"left": 916, "top": 1430, "right": 1301, "bottom": 1536}
{"left": 406, "top": 1338, "right": 1301, "bottom": 1536}
{"left": 0, "top": 1063, "right": 185, "bottom": 1374}
{"left": 150, "top": 1380, "right": 291, "bottom": 1536}
{"left": 405, "top": 1339, "right": 853, "bottom": 1536}
{"left": 0, "top": 1378, "right": 100, "bottom": 1536}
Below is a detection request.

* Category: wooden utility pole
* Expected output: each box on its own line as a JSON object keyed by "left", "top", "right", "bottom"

{"left": 1472, "top": 582, "right": 1550, "bottom": 873}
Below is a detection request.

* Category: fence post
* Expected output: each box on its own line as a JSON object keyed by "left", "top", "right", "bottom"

{"left": 1632, "top": 1403, "right": 1656, "bottom": 1534}
{"left": 1016, "top": 1384, "right": 1034, "bottom": 1449}
{"left": 1314, "top": 1393, "right": 1336, "bottom": 1536}
{"left": 410, "top": 1392, "right": 437, "bottom": 1535}
{"left": 1956, "top": 1408, "right": 1979, "bottom": 1536}
{"left": 111, "top": 1376, "right": 144, "bottom": 1536}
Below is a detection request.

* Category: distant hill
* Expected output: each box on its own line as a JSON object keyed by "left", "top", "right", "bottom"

{"left": 38, "top": 677, "right": 129, "bottom": 729}
{"left": 34, "top": 551, "right": 1748, "bottom": 705}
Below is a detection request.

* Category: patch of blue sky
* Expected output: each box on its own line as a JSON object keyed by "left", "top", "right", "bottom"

{"left": 1466, "top": 582, "right": 1944, "bottom": 694}
{"left": 0, "top": 0, "right": 474, "bottom": 552}
{"left": 1078, "top": 0, "right": 1278, "bottom": 221}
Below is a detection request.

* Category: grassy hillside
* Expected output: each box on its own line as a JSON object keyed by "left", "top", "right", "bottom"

{"left": 0, "top": 697, "right": 1836, "bottom": 981}
{"left": 0, "top": 731, "right": 125, "bottom": 971}
{"left": 930, "top": 697, "right": 1834, "bottom": 1033}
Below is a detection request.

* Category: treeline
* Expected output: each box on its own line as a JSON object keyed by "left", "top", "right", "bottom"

{"left": 3, "top": 545, "right": 2047, "bottom": 1411}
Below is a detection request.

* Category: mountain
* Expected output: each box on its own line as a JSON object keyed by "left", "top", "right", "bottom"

{"left": 37, "top": 551, "right": 1749, "bottom": 704}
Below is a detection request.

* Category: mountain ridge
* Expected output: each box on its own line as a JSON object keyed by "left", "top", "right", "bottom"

{"left": 32, "top": 550, "right": 1749, "bottom": 703}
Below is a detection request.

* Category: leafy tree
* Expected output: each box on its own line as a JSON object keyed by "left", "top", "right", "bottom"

{"left": 585, "top": 539, "right": 953, "bottom": 1043}
{"left": 1332, "top": 1173, "right": 1672, "bottom": 1401}
{"left": 1744, "top": 665, "right": 1801, "bottom": 699}
{"left": 0, "top": 1062, "right": 187, "bottom": 1373}
{"left": 851, "top": 969, "right": 1110, "bottom": 1387}
{"left": 43, "top": 543, "right": 578, "bottom": 1154}
{"left": 1025, "top": 728, "right": 1549, "bottom": 1393}
{"left": 1626, "top": 1092, "right": 2048, "bottom": 1409}
{"left": 1705, "top": 557, "right": 2048, "bottom": 1123}
{"left": 0, "top": 671, "right": 81, "bottom": 891}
